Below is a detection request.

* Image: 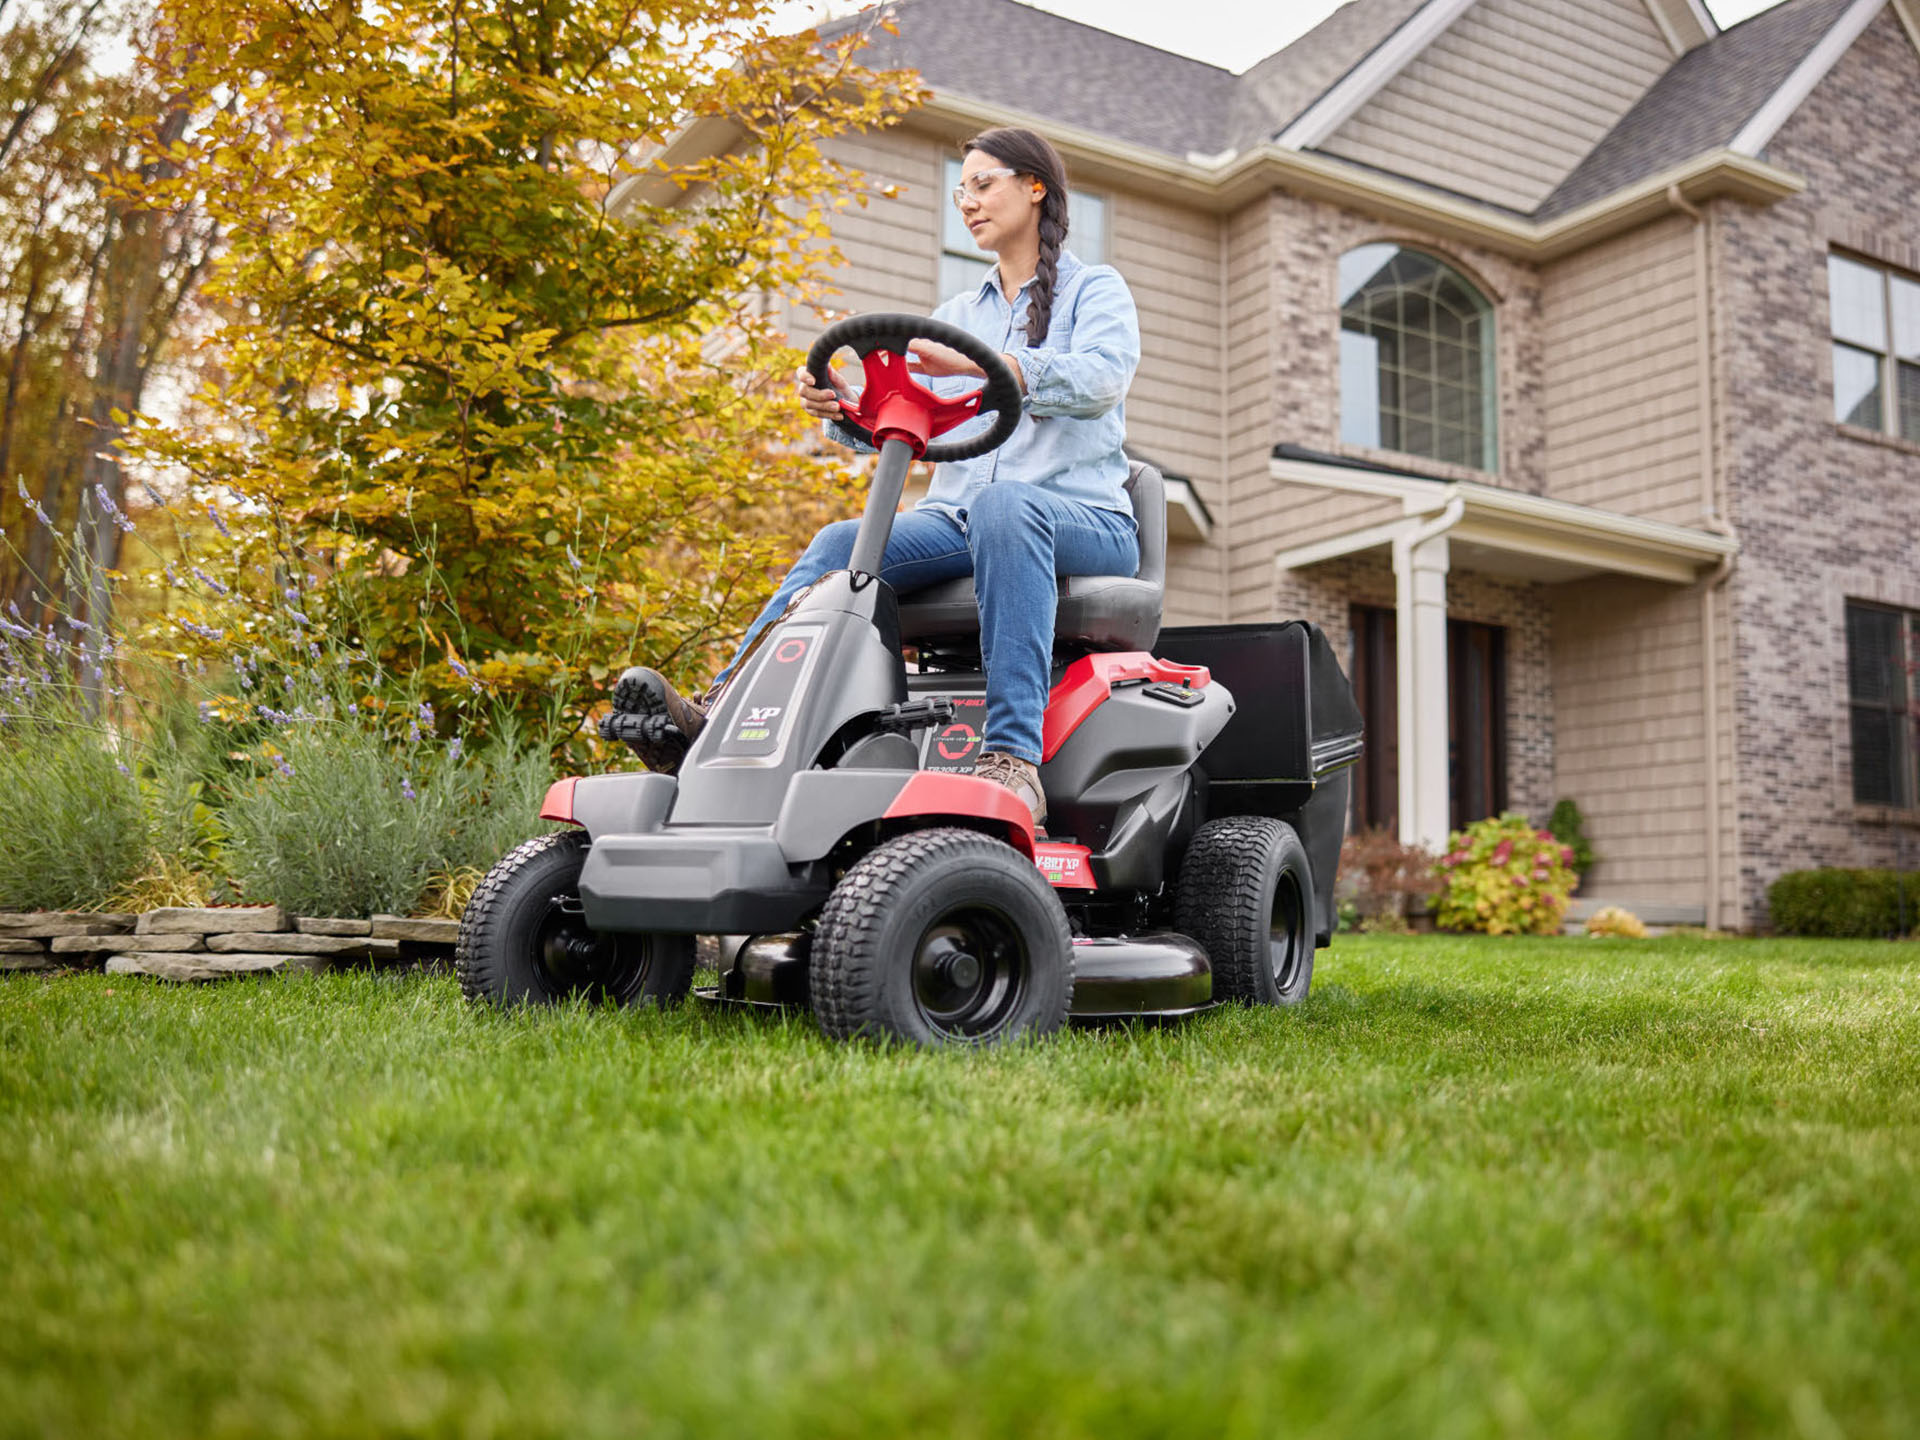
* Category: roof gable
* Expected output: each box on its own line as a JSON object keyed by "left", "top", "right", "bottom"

{"left": 1538, "top": 0, "right": 1867, "bottom": 219}
{"left": 1313, "top": 0, "right": 1677, "bottom": 212}
{"left": 1226, "top": 0, "right": 1429, "bottom": 153}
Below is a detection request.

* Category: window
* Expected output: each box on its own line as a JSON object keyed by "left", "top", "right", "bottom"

{"left": 1847, "top": 602, "right": 1918, "bottom": 808}
{"left": 1829, "top": 253, "right": 1920, "bottom": 442}
{"left": 1340, "top": 244, "right": 1497, "bottom": 471}
{"left": 939, "top": 157, "right": 1107, "bottom": 302}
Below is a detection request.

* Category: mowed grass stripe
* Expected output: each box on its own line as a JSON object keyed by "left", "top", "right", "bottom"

{"left": 2, "top": 935, "right": 1916, "bottom": 1439}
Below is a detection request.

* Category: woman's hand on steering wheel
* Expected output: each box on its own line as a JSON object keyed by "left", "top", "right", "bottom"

{"left": 795, "top": 366, "right": 845, "bottom": 423}
{"left": 907, "top": 340, "right": 1026, "bottom": 394}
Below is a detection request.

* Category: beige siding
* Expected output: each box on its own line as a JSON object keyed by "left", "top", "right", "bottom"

{"left": 1321, "top": 0, "right": 1672, "bottom": 213}
{"left": 1225, "top": 198, "right": 1279, "bottom": 620}
{"left": 1551, "top": 575, "right": 1723, "bottom": 910}
{"left": 1110, "top": 189, "right": 1226, "bottom": 624}
{"left": 784, "top": 126, "right": 942, "bottom": 349}
{"left": 1542, "top": 216, "right": 1706, "bottom": 524}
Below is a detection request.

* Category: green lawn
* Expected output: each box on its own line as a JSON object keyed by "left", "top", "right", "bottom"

{"left": 2, "top": 934, "right": 1916, "bottom": 1439}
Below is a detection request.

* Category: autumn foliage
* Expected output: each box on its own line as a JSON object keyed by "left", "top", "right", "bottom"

{"left": 125, "top": 0, "right": 920, "bottom": 736}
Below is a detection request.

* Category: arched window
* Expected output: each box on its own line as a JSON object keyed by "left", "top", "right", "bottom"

{"left": 1339, "top": 244, "right": 1497, "bottom": 471}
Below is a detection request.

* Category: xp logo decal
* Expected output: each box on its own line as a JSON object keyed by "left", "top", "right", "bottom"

{"left": 718, "top": 624, "right": 821, "bottom": 757}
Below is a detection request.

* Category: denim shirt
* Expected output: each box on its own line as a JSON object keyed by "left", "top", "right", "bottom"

{"left": 826, "top": 249, "right": 1141, "bottom": 525}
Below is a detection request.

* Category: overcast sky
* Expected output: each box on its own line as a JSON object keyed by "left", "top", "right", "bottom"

{"left": 770, "top": 0, "right": 1788, "bottom": 74}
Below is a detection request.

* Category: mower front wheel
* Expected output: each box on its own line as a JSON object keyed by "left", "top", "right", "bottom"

{"left": 812, "top": 828, "right": 1073, "bottom": 1046}
{"left": 457, "top": 831, "right": 694, "bottom": 1007}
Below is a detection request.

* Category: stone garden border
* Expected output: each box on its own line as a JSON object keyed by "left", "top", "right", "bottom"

{"left": 0, "top": 907, "right": 461, "bottom": 982}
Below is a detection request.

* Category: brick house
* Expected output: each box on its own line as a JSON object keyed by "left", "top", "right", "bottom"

{"left": 628, "top": 0, "right": 1920, "bottom": 928}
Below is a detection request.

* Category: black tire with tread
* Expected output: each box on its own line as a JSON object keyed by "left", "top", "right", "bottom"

{"left": 456, "top": 831, "right": 694, "bottom": 1007}
{"left": 812, "top": 827, "right": 1073, "bottom": 1046}
{"left": 1175, "top": 816, "right": 1315, "bottom": 1006}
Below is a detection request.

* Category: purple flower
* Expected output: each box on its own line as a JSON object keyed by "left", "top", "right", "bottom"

{"left": 400, "top": 777, "right": 416, "bottom": 801}
{"left": 284, "top": 587, "right": 300, "bottom": 605}
{"left": 286, "top": 608, "right": 310, "bottom": 627}
{"left": 140, "top": 480, "right": 167, "bottom": 509}
{"left": 206, "top": 504, "right": 231, "bottom": 539}
{"left": 308, "top": 642, "right": 320, "bottom": 659}
{"left": 192, "top": 567, "right": 230, "bottom": 597}
{"left": 447, "top": 736, "right": 462, "bottom": 760}
{"left": 418, "top": 701, "right": 434, "bottom": 725}
{"left": 17, "top": 478, "right": 51, "bottom": 526}
{"left": 116, "top": 762, "right": 131, "bottom": 777}
{"left": 273, "top": 754, "right": 295, "bottom": 779}
{"left": 282, "top": 674, "right": 294, "bottom": 695}
{"left": 175, "top": 618, "right": 225, "bottom": 643}
{"left": 64, "top": 615, "right": 92, "bottom": 633}
{"left": 408, "top": 720, "right": 422, "bottom": 744}
{"left": 449, "top": 657, "right": 469, "bottom": 679}
{"left": 94, "top": 484, "right": 134, "bottom": 535}
{"left": 198, "top": 701, "right": 214, "bottom": 723}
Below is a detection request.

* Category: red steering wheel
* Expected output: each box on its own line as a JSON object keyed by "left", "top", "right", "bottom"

{"left": 806, "top": 313, "right": 1024, "bottom": 463}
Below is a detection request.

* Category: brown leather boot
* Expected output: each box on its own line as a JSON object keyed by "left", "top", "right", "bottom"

{"left": 974, "top": 750, "right": 1047, "bottom": 827}
{"left": 606, "top": 668, "right": 717, "bottom": 775}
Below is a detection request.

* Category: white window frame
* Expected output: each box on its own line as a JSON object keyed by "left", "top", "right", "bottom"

{"left": 1337, "top": 243, "right": 1500, "bottom": 473}
{"left": 1828, "top": 251, "right": 1920, "bottom": 443}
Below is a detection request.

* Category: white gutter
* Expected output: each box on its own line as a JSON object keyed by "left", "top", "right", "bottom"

{"left": 1268, "top": 456, "right": 1740, "bottom": 574}
{"left": 614, "top": 90, "right": 1805, "bottom": 263}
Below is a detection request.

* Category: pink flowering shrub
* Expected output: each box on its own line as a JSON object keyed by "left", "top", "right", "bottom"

{"left": 1434, "top": 812, "right": 1578, "bottom": 936}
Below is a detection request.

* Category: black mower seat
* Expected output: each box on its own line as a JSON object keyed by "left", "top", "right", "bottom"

{"left": 897, "top": 460, "right": 1166, "bottom": 653}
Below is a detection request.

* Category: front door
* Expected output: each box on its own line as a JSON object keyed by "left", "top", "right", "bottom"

{"left": 1349, "top": 605, "right": 1508, "bottom": 835}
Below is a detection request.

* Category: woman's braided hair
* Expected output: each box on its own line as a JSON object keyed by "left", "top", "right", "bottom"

{"left": 962, "top": 127, "right": 1070, "bottom": 346}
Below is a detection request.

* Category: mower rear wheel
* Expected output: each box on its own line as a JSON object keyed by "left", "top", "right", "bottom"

{"left": 812, "top": 828, "right": 1073, "bottom": 1046}
{"left": 1175, "top": 816, "right": 1315, "bottom": 1006}
{"left": 456, "top": 831, "right": 694, "bottom": 1007}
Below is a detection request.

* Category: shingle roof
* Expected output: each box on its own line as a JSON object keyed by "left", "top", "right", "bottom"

{"left": 822, "top": 0, "right": 1433, "bottom": 158}
{"left": 822, "top": 0, "right": 1237, "bottom": 157}
{"left": 831, "top": 0, "right": 1868, "bottom": 223}
{"left": 1535, "top": 0, "right": 1856, "bottom": 218}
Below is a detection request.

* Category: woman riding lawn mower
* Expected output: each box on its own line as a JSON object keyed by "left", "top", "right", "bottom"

{"left": 454, "top": 306, "right": 1364, "bottom": 1047}
{"left": 456, "top": 128, "right": 1362, "bottom": 1045}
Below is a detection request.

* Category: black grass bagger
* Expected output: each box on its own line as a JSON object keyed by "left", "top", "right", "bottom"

{"left": 457, "top": 314, "right": 1363, "bottom": 1046}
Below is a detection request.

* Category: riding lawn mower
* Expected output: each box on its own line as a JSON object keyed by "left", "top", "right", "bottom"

{"left": 456, "top": 313, "right": 1363, "bottom": 1047}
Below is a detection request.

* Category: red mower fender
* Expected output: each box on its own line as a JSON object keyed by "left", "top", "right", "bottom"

{"left": 882, "top": 772, "right": 1036, "bottom": 857}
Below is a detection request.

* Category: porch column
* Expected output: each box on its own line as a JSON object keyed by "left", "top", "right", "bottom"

{"left": 1393, "top": 526, "right": 1452, "bottom": 850}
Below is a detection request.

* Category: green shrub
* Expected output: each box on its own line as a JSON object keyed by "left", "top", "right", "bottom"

{"left": 1435, "top": 812, "right": 1578, "bottom": 936}
{"left": 0, "top": 714, "right": 148, "bottom": 911}
{"left": 1768, "top": 868, "right": 1918, "bottom": 938}
{"left": 1548, "top": 798, "right": 1595, "bottom": 880}
{"left": 222, "top": 711, "right": 555, "bottom": 918}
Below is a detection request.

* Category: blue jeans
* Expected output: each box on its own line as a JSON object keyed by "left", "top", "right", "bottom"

{"left": 720, "top": 485, "right": 1139, "bottom": 764}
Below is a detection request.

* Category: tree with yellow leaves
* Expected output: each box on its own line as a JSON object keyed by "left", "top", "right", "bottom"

{"left": 127, "top": 0, "right": 917, "bottom": 739}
